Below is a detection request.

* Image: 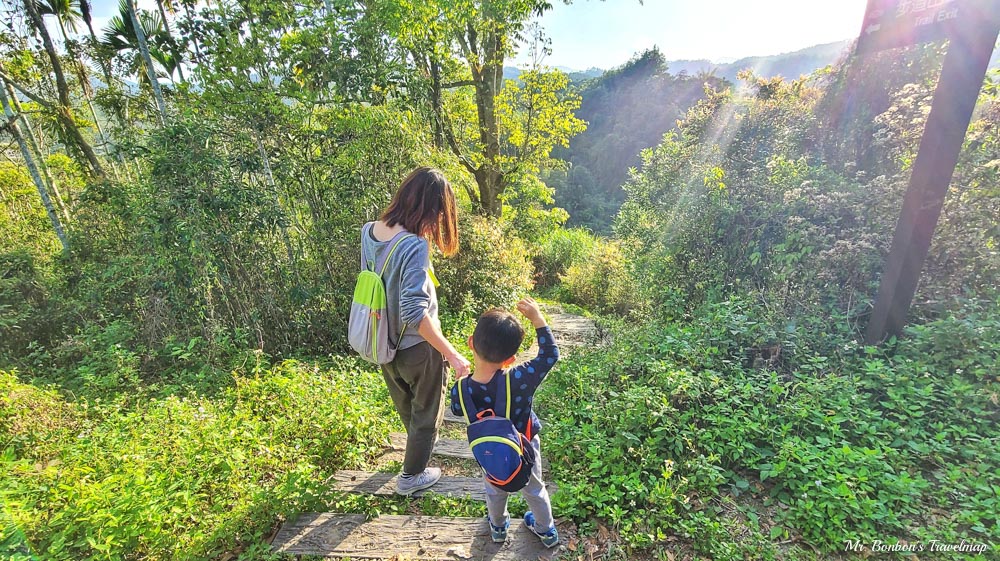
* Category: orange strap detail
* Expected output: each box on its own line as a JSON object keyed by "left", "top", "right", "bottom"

{"left": 487, "top": 461, "right": 524, "bottom": 486}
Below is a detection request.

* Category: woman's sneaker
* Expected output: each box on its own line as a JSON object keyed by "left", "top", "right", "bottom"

{"left": 395, "top": 467, "right": 441, "bottom": 496}
{"left": 523, "top": 511, "right": 559, "bottom": 548}
{"left": 488, "top": 516, "right": 509, "bottom": 543}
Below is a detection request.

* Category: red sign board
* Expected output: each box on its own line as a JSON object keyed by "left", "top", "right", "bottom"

{"left": 856, "top": 0, "right": 1000, "bottom": 54}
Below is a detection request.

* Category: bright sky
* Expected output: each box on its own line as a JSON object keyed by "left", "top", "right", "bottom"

{"left": 89, "top": 0, "right": 160, "bottom": 38}
{"left": 86, "top": 0, "right": 870, "bottom": 72}
{"left": 516, "top": 0, "right": 870, "bottom": 70}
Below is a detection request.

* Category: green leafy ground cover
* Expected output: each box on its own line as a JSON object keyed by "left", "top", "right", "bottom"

{"left": 3, "top": 300, "right": 997, "bottom": 560}
{"left": 1, "top": 359, "right": 399, "bottom": 560}
{"left": 539, "top": 301, "right": 1000, "bottom": 560}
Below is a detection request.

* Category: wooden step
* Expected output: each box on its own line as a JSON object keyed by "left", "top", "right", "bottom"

{"left": 330, "top": 469, "right": 557, "bottom": 502}
{"left": 389, "top": 432, "right": 473, "bottom": 459}
{"left": 329, "top": 470, "right": 486, "bottom": 501}
{"left": 271, "top": 513, "right": 563, "bottom": 560}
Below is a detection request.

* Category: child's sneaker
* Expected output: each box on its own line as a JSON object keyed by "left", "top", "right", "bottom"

{"left": 395, "top": 467, "right": 441, "bottom": 496}
{"left": 523, "top": 511, "right": 559, "bottom": 548}
{"left": 488, "top": 515, "right": 509, "bottom": 543}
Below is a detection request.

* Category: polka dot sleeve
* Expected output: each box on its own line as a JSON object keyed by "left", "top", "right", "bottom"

{"left": 512, "top": 326, "right": 559, "bottom": 387}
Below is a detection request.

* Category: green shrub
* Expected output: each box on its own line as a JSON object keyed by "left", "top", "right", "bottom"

{"left": 533, "top": 227, "right": 598, "bottom": 288}
{"left": 559, "top": 238, "right": 640, "bottom": 314}
{"left": 501, "top": 174, "right": 570, "bottom": 246}
{"left": 616, "top": 67, "right": 1000, "bottom": 326}
{"left": 0, "top": 163, "right": 61, "bottom": 258}
{"left": 435, "top": 214, "right": 534, "bottom": 317}
{"left": 538, "top": 299, "right": 1000, "bottom": 557}
{"left": 0, "top": 252, "right": 51, "bottom": 358}
{"left": 0, "top": 359, "right": 396, "bottom": 560}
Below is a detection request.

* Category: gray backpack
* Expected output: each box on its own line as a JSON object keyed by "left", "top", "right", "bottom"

{"left": 348, "top": 223, "right": 414, "bottom": 364}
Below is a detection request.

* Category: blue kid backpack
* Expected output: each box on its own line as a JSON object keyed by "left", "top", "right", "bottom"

{"left": 457, "top": 372, "right": 537, "bottom": 492}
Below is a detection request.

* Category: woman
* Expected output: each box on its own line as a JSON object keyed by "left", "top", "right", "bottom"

{"left": 360, "top": 167, "right": 471, "bottom": 495}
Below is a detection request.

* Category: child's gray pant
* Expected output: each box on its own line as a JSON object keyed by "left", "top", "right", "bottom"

{"left": 485, "top": 434, "right": 554, "bottom": 531}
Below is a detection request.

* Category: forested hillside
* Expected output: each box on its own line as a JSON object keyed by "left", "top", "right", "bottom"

{"left": 1, "top": 1, "right": 998, "bottom": 560}
{"left": 546, "top": 48, "right": 728, "bottom": 231}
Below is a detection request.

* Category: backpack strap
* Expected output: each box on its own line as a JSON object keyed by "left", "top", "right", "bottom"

{"left": 494, "top": 370, "right": 511, "bottom": 419}
{"left": 376, "top": 230, "right": 414, "bottom": 276}
{"left": 457, "top": 377, "right": 478, "bottom": 424}
{"left": 360, "top": 222, "right": 373, "bottom": 271}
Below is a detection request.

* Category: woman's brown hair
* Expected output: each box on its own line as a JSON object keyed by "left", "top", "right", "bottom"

{"left": 381, "top": 167, "right": 459, "bottom": 256}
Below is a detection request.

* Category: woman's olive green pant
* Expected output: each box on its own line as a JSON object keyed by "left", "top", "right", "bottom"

{"left": 380, "top": 341, "right": 447, "bottom": 474}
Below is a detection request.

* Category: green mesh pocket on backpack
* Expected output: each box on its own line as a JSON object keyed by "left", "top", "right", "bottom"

{"left": 348, "top": 224, "right": 412, "bottom": 364}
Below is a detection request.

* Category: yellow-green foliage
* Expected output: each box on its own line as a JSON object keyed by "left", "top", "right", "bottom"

{"left": 533, "top": 227, "right": 599, "bottom": 287}
{"left": 0, "top": 361, "right": 396, "bottom": 560}
{"left": 0, "top": 163, "right": 60, "bottom": 257}
{"left": 560, "top": 238, "right": 639, "bottom": 314}
{"left": 435, "top": 214, "right": 534, "bottom": 316}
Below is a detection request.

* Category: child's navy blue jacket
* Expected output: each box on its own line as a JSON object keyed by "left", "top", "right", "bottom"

{"left": 450, "top": 326, "right": 559, "bottom": 437}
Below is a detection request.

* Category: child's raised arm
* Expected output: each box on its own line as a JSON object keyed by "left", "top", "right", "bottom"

{"left": 513, "top": 297, "right": 559, "bottom": 384}
{"left": 516, "top": 297, "right": 547, "bottom": 329}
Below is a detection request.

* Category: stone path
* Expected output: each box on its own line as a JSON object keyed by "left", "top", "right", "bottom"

{"left": 270, "top": 304, "right": 598, "bottom": 560}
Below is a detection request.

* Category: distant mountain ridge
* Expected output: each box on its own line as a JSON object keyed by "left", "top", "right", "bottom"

{"left": 508, "top": 39, "right": 1000, "bottom": 85}
{"left": 505, "top": 40, "right": 855, "bottom": 84}
{"left": 663, "top": 40, "right": 853, "bottom": 83}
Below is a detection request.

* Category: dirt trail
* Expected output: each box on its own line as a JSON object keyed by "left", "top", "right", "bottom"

{"left": 517, "top": 303, "right": 600, "bottom": 361}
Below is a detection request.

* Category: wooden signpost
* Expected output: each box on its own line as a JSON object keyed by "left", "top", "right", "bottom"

{"left": 861, "top": 0, "right": 1000, "bottom": 344}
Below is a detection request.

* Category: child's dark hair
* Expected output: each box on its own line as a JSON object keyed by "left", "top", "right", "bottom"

{"left": 472, "top": 309, "right": 524, "bottom": 363}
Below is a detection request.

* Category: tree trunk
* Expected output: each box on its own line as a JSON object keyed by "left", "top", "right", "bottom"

{"left": 254, "top": 132, "right": 295, "bottom": 266}
{"left": 471, "top": 32, "right": 505, "bottom": 217}
{"left": 57, "top": 15, "right": 113, "bottom": 171}
{"left": 182, "top": 2, "right": 206, "bottom": 65}
{"left": 22, "top": 0, "right": 105, "bottom": 178}
{"left": 0, "top": 83, "right": 69, "bottom": 250}
{"left": 154, "top": 0, "right": 186, "bottom": 82}
{"left": 430, "top": 55, "right": 444, "bottom": 149}
{"left": 127, "top": 0, "right": 168, "bottom": 122}
{"left": 4, "top": 82, "right": 70, "bottom": 222}
{"left": 0, "top": 60, "right": 71, "bottom": 220}
{"left": 78, "top": 0, "right": 113, "bottom": 85}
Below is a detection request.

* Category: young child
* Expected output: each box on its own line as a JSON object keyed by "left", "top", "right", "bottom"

{"left": 449, "top": 297, "right": 560, "bottom": 547}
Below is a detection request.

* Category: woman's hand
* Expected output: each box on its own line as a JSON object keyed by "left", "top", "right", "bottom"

{"left": 446, "top": 352, "right": 471, "bottom": 379}
{"left": 417, "top": 314, "right": 471, "bottom": 378}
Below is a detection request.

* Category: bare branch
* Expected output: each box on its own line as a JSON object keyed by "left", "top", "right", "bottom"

{"left": 441, "top": 111, "right": 478, "bottom": 177}
{"left": 0, "top": 70, "right": 55, "bottom": 110}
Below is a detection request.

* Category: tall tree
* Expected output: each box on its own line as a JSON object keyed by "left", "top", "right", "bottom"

{"left": 77, "top": 0, "right": 114, "bottom": 85}
{"left": 101, "top": 0, "right": 176, "bottom": 85}
{"left": 20, "top": 0, "right": 105, "bottom": 177}
{"left": 1, "top": 64, "right": 70, "bottom": 223}
{"left": 0, "top": 78, "right": 68, "bottom": 250}
{"left": 37, "top": 0, "right": 114, "bottom": 167}
{"left": 389, "top": 0, "right": 583, "bottom": 217}
{"left": 125, "top": 0, "right": 167, "bottom": 121}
